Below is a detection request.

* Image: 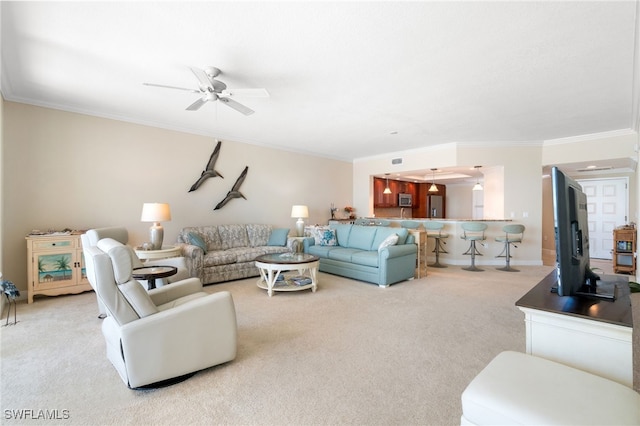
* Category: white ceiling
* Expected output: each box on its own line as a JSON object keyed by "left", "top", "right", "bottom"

{"left": 2, "top": 1, "right": 638, "bottom": 168}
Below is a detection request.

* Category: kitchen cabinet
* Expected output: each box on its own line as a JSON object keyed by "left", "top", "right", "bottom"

{"left": 613, "top": 227, "right": 636, "bottom": 274}
{"left": 373, "top": 177, "right": 417, "bottom": 208}
{"left": 26, "top": 233, "right": 92, "bottom": 303}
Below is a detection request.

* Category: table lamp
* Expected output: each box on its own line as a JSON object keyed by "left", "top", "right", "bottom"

{"left": 140, "top": 203, "right": 171, "bottom": 250}
{"left": 291, "top": 205, "right": 309, "bottom": 237}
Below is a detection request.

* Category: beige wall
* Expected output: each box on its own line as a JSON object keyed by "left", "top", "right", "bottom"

{"left": 2, "top": 101, "right": 352, "bottom": 295}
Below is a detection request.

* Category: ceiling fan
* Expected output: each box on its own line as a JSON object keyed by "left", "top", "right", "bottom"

{"left": 143, "top": 66, "right": 269, "bottom": 115}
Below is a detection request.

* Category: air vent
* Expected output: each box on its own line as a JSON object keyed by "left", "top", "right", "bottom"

{"left": 576, "top": 166, "right": 612, "bottom": 172}
{"left": 391, "top": 158, "right": 403, "bottom": 165}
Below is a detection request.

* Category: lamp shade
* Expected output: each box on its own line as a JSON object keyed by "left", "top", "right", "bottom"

{"left": 291, "top": 205, "right": 309, "bottom": 218}
{"left": 141, "top": 203, "right": 172, "bottom": 222}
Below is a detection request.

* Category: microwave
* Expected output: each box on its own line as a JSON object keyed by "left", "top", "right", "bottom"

{"left": 398, "top": 193, "right": 412, "bottom": 207}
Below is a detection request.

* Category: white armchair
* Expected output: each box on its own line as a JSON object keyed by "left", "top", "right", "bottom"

{"left": 85, "top": 237, "right": 237, "bottom": 388}
{"left": 82, "top": 226, "right": 190, "bottom": 317}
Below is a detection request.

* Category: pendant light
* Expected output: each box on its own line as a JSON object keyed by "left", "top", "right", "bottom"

{"left": 428, "top": 168, "right": 438, "bottom": 192}
{"left": 383, "top": 173, "right": 392, "bottom": 194}
{"left": 472, "top": 166, "right": 483, "bottom": 191}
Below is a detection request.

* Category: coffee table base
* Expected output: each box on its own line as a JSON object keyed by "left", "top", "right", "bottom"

{"left": 255, "top": 262, "right": 318, "bottom": 297}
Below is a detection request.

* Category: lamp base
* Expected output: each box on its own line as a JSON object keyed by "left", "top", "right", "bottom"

{"left": 296, "top": 218, "right": 305, "bottom": 238}
{"left": 149, "top": 223, "right": 164, "bottom": 250}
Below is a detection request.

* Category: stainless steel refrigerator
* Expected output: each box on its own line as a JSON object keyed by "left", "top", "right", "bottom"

{"left": 427, "top": 195, "right": 444, "bottom": 218}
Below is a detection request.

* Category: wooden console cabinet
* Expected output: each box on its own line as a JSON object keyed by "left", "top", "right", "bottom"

{"left": 613, "top": 227, "right": 636, "bottom": 274}
{"left": 26, "top": 233, "right": 92, "bottom": 303}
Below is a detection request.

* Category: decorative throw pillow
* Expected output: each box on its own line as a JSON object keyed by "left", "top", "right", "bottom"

{"left": 319, "top": 228, "right": 337, "bottom": 246}
{"left": 378, "top": 233, "right": 399, "bottom": 251}
{"left": 268, "top": 228, "right": 289, "bottom": 246}
{"left": 187, "top": 232, "right": 207, "bottom": 254}
{"left": 309, "top": 226, "right": 329, "bottom": 245}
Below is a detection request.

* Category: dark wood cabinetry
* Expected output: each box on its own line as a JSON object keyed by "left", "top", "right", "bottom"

{"left": 373, "top": 178, "right": 445, "bottom": 216}
{"left": 413, "top": 183, "right": 446, "bottom": 218}
{"left": 373, "top": 177, "right": 394, "bottom": 207}
{"left": 373, "top": 177, "right": 418, "bottom": 207}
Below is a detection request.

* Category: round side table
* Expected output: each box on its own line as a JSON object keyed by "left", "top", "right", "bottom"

{"left": 134, "top": 245, "right": 182, "bottom": 261}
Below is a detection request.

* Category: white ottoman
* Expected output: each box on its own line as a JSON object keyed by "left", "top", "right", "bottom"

{"left": 461, "top": 351, "right": 640, "bottom": 425}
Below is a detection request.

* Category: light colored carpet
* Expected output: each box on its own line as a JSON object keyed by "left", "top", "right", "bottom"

{"left": 1, "top": 265, "right": 554, "bottom": 425}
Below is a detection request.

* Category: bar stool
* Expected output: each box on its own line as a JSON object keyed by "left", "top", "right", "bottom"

{"left": 400, "top": 220, "right": 420, "bottom": 229}
{"left": 460, "top": 222, "right": 487, "bottom": 272}
{"left": 423, "top": 221, "right": 448, "bottom": 268}
{"left": 495, "top": 224, "right": 525, "bottom": 272}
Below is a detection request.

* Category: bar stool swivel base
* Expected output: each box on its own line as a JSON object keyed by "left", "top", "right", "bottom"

{"left": 429, "top": 237, "right": 448, "bottom": 268}
{"left": 462, "top": 240, "right": 484, "bottom": 272}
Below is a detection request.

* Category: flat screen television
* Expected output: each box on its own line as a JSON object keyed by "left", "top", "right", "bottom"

{"left": 551, "top": 166, "right": 616, "bottom": 300}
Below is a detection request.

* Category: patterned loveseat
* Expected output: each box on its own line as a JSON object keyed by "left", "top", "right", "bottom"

{"left": 177, "top": 224, "right": 292, "bottom": 285}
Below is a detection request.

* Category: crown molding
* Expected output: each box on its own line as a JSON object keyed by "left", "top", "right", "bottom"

{"left": 543, "top": 129, "right": 636, "bottom": 146}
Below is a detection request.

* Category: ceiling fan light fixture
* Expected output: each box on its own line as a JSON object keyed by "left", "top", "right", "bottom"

{"left": 144, "top": 65, "right": 267, "bottom": 116}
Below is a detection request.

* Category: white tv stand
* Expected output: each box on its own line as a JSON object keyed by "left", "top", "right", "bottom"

{"left": 516, "top": 271, "right": 633, "bottom": 387}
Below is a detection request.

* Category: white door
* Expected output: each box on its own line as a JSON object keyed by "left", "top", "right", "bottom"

{"left": 577, "top": 178, "right": 628, "bottom": 260}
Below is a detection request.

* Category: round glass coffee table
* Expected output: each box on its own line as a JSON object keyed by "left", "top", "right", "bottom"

{"left": 255, "top": 253, "right": 319, "bottom": 297}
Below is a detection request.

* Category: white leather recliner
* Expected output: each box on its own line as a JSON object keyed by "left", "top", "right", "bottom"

{"left": 85, "top": 237, "right": 237, "bottom": 388}
{"left": 82, "top": 226, "right": 190, "bottom": 317}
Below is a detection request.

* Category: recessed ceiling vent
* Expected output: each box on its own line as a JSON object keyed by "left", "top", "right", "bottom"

{"left": 391, "top": 158, "right": 403, "bottom": 165}
{"left": 576, "top": 166, "right": 613, "bottom": 172}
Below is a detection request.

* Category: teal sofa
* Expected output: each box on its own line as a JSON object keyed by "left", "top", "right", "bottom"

{"left": 303, "top": 224, "right": 417, "bottom": 287}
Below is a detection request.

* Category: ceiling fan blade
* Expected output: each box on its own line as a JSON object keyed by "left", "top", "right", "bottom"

{"left": 218, "top": 97, "right": 254, "bottom": 115}
{"left": 143, "top": 82, "right": 200, "bottom": 93}
{"left": 186, "top": 97, "right": 208, "bottom": 111}
{"left": 190, "top": 67, "right": 214, "bottom": 93}
{"left": 221, "top": 88, "right": 270, "bottom": 98}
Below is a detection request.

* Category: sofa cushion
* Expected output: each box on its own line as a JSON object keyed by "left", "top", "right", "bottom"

{"left": 331, "top": 224, "right": 353, "bottom": 247}
{"left": 395, "top": 227, "right": 409, "bottom": 245}
{"left": 204, "top": 250, "right": 238, "bottom": 267}
{"left": 187, "top": 232, "right": 208, "bottom": 254}
{"left": 156, "top": 291, "right": 207, "bottom": 311}
{"left": 328, "top": 248, "right": 362, "bottom": 263}
{"left": 372, "top": 227, "right": 408, "bottom": 248}
{"left": 246, "top": 224, "right": 272, "bottom": 247}
{"left": 351, "top": 251, "right": 379, "bottom": 267}
{"left": 307, "top": 245, "right": 338, "bottom": 258}
{"left": 218, "top": 224, "right": 250, "bottom": 249}
{"left": 267, "top": 228, "right": 289, "bottom": 246}
{"left": 346, "top": 225, "right": 377, "bottom": 251}
{"left": 228, "top": 247, "right": 266, "bottom": 263}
